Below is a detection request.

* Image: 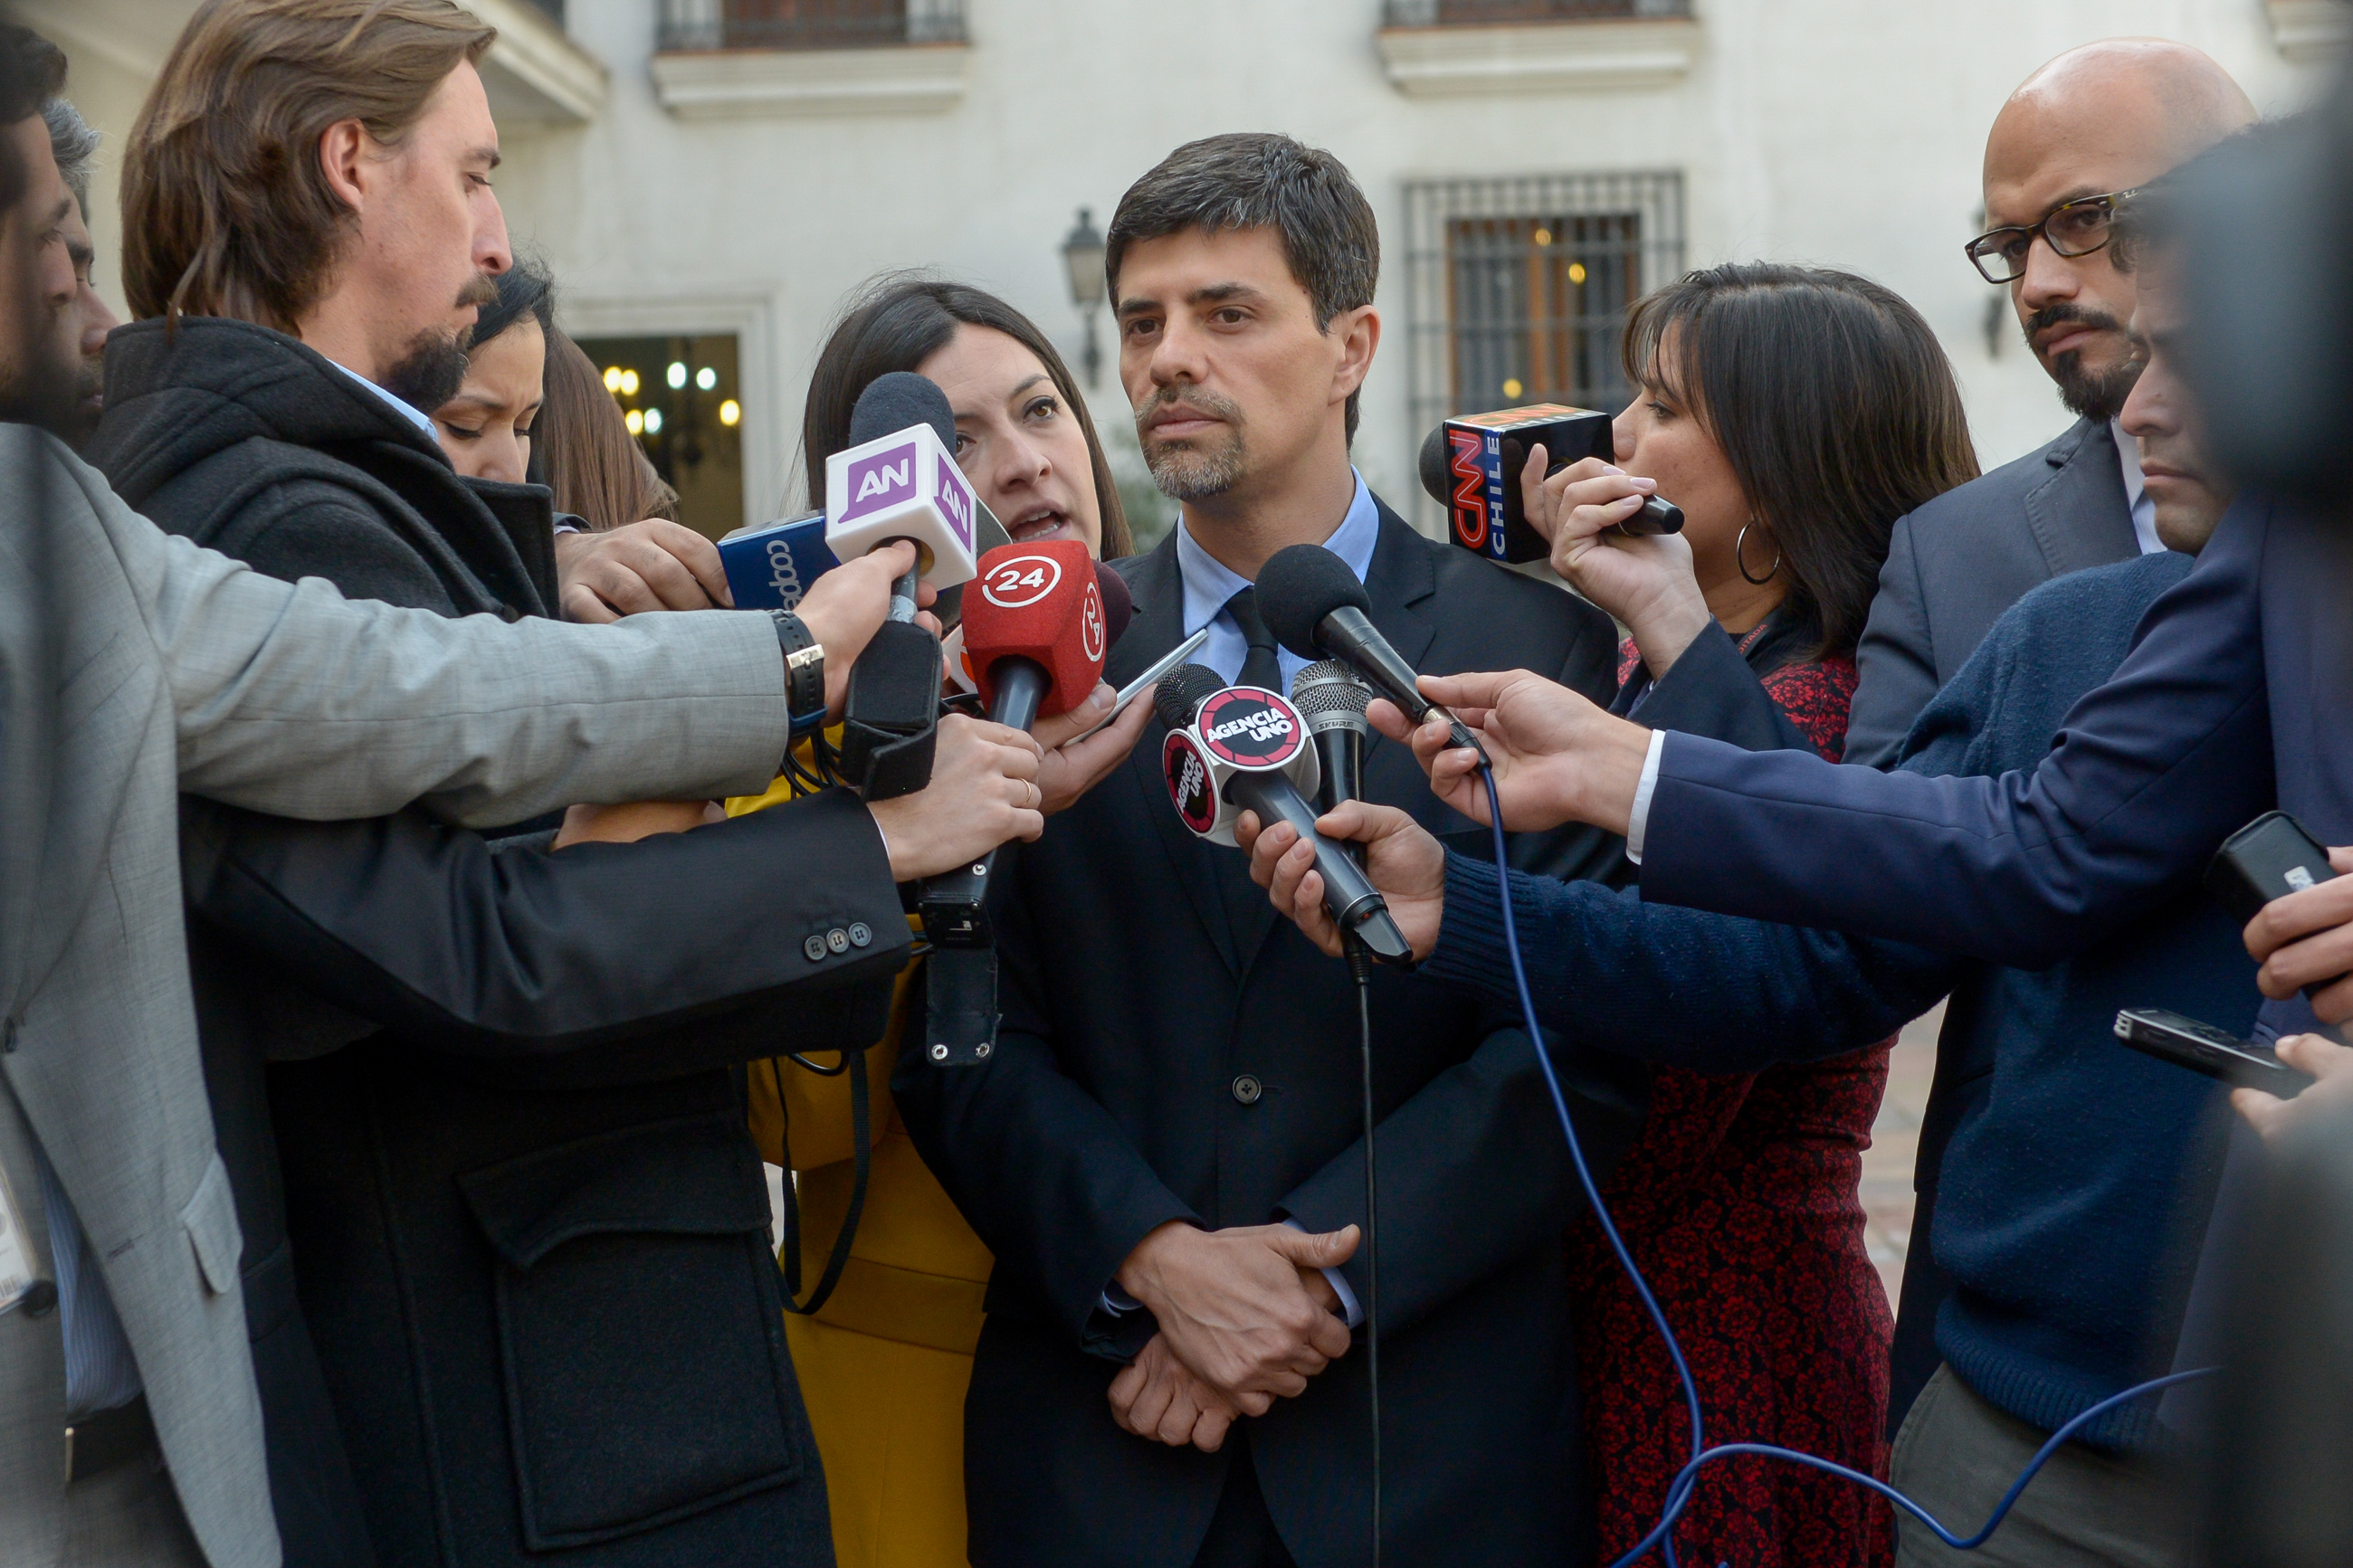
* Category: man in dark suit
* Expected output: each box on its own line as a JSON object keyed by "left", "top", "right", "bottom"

{"left": 1834, "top": 37, "right": 2256, "bottom": 1435}
{"left": 894, "top": 134, "right": 1639, "bottom": 1568}
{"left": 1844, "top": 38, "right": 2253, "bottom": 768}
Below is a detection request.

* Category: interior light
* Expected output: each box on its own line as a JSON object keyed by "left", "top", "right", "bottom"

{"left": 603, "top": 366, "right": 623, "bottom": 393}
{"left": 1533, "top": 227, "right": 1553, "bottom": 247}
{"left": 624, "top": 408, "right": 643, "bottom": 435}
{"left": 696, "top": 366, "right": 718, "bottom": 392}
{"left": 667, "top": 361, "right": 687, "bottom": 389}
{"left": 1568, "top": 261, "right": 1589, "bottom": 286}
{"left": 719, "top": 398, "right": 741, "bottom": 427}
{"left": 643, "top": 406, "right": 664, "bottom": 434}
{"left": 1501, "top": 377, "right": 1524, "bottom": 399}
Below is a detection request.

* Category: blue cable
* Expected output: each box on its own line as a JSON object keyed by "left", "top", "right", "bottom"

{"left": 1476, "top": 766, "right": 2214, "bottom": 1568}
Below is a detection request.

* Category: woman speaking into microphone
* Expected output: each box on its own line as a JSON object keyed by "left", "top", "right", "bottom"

{"left": 1244, "top": 262, "right": 1977, "bottom": 1568}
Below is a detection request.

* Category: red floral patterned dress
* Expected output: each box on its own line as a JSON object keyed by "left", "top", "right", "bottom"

{"left": 1577, "top": 628, "right": 1894, "bottom": 1568}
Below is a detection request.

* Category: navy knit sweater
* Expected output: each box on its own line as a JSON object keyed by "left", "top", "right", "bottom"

{"left": 1426, "top": 552, "right": 2258, "bottom": 1448}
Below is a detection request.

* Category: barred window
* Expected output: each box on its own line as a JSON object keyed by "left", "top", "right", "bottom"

{"left": 1402, "top": 171, "right": 1685, "bottom": 527}
{"left": 656, "top": 0, "right": 966, "bottom": 52}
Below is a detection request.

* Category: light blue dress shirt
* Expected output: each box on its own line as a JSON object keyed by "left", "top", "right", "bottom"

{"left": 1173, "top": 470, "right": 1382, "bottom": 689}
{"left": 330, "top": 360, "right": 440, "bottom": 442}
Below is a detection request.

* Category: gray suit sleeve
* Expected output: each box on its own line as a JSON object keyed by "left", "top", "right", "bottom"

{"left": 71, "top": 444, "right": 796, "bottom": 826}
{"left": 1843, "top": 509, "right": 1936, "bottom": 767}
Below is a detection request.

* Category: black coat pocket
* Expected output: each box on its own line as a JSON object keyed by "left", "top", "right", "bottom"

{"left": 459, "top": 1114, "right": 804, "bottom": 1550}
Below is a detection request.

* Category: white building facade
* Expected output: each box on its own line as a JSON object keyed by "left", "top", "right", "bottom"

{"left": 15, "top": 0, "right": 2343, "bottom": 538}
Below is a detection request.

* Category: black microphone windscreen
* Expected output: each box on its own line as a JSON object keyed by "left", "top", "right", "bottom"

{"left": 1417, "top": 423, "right": 1451, "bottom": 505}
{"left": 1154, "top": 662, "right": 1224, "bottom": 732}
{"left": 847, "top": 371, "right": 956, "bottom": 453}
{"left": 1095, "top": 562, "right": 1134, "bottom": 647}
{"left": 1256, "top": 545, "right": 1372, "bottom": 659}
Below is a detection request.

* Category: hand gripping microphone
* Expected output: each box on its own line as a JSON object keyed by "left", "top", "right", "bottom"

{"left": 1154, "top": 663, "right": 1412, "bottom": 963}
{"left": 830, "top": 373, "right": 972, "bottom": 798}
{"left": 1416, "top": 413, "right": 1682, "bottom": 565}
{"left": 919, "top": 538, "right": 1112, "bottom": 948}
{"left": 1254, "top": 544, "right": 1488, "bottom": 763}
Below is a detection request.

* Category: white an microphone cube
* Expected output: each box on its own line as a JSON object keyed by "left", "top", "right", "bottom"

{"left": 824, "top": 423, "right": 982, "bottom": 588}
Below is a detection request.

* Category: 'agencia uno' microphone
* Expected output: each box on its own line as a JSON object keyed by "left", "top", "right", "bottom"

{"left": 825, "top": 373, "right": 978, "bottom": 798}
{"left": 919, "top": 539, "right": 1125, "bottom": 950}
{"left": 1254, "top": 544, "right": 1488, "bottom": 764}
{"left": 1155, "top": 663, "right": 1412, "bottom": 963}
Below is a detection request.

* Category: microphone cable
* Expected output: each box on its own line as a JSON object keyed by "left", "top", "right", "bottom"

{"left": 1344, "top": 930, "right": 1383, "bottom": 1568}
{"left": 1471, "top": 763, "right": 2215, "bottom": 1568}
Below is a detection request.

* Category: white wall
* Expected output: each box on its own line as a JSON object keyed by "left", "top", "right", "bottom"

{"left": 26, "top": 0, "right": 2338, "bottom": 529}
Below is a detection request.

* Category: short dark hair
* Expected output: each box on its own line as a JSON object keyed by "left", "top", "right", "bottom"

{"left": 1106, "top": 132, "right": 1379, "bottom": 442}
{"left": 472, "top": 253, "right": 555, "bottom": 350}
{"left": 802, "top": 272, "right": 1133, "bottom": 558}
{"left": 0, "top": 26, "right": 66, "bottom": 215}
{"left": 1624, "top": 262, "right": 1980, "bottom": 660}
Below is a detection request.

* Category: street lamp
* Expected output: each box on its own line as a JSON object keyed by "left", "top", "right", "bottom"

{"left": 1061, "top": 205, "right": 1107, "bottom": 389}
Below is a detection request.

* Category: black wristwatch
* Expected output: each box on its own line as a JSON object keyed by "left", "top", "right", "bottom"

{"left": 770, "top": 609, "right": 827, "bottom": 741}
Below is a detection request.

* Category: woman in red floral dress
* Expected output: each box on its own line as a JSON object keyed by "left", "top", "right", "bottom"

{"left": 1521, "top": 262, "right": 1981, "bottom": 1567}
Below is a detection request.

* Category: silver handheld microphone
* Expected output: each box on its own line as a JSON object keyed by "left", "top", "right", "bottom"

{"left": 1291, "top": 660, "right": 1375, "bottom": 820}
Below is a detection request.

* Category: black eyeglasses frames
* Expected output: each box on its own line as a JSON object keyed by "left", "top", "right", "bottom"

{"left": 1964, "top": 189, "right": 2140, "bottom": 285}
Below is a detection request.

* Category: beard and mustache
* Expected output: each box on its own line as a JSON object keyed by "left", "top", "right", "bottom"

{"left": 379, "top": 271, "right": 500, "bottom": 415}
{"left": 1135, "top": 385, "right": 1250, "bottom": 500}
{"left": 2021, "top": 302, "right": 2143, "bottom": 423}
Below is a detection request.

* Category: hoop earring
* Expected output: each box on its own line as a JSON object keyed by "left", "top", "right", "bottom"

{"left": 1736, "top": 521, "right": 1782, "bottom": 586}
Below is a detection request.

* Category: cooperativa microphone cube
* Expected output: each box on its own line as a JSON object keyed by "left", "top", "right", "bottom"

{"left": 824, "top": 420, "right": 982, "bottom": 587}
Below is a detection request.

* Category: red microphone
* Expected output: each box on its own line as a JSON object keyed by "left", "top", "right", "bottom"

{"left": 959, "top": 539, "right": 1107, "bottom": 729}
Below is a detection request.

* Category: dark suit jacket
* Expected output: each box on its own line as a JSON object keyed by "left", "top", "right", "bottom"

{"left": 1845, "top": 416, "right": 2135, "bottom": 769}
{"left": 1634, "top": 492, "right": 2320, "bottom": 1038}
{"left": 894, "top": 503, "right": 1645, "bottom": 1568}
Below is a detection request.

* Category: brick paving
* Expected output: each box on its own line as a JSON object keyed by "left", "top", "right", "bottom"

{"left": 1862, "top": 1002, "right": 1940, "bottom": 1310}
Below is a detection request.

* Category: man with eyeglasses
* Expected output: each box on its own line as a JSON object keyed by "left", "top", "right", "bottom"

{"left": 1835, "top": 36, "right": 2255, "bottom": 1444}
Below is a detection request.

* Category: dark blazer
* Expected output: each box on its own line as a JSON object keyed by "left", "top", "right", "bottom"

{"left": 1634, "top": 492, "right": 2316, "bottom": 1040}
{"left": 1844, "top": 416, "right": 2136, "bottom": 769}
{"left": 893, "top": 503, "right": 1647, "bottom": 1568}
{"left": 90, "top": 318, "right": 901, "bottom": 1568}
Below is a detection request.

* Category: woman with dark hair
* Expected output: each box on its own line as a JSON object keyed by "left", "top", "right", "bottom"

{"left": 429, "top": 257, "right": 552, "bottom": 484}
{"left": 1509, "top": 262, "right": 1976, "bottom": 1567}
{"left": 800, "top": 271, "right": 1133, "bottom": 556}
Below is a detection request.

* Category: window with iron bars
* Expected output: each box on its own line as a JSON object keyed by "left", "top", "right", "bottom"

{"left": 1382, "top": 0, "right": 1692, "bottom": 24}
{"left": 655, "top": 0, "right": 966, "bottom": 53}
{"left": 1401, "top": 171, "right": 1684, "bottom": 531}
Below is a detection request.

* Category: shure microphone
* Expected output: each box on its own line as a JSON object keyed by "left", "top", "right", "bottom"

{"left": 829, "top": 373, "right": 973, "bottom": 798}
{"left": 1155, "top": 663, "right": 1411, "bottom": 963}
{"left": 1291, "top": 660, "right": 1373, "bottom": 820}
{"left": 920, "top": 540, "right": 1122, "bottom": 952}
{"left": 1254, "top": 545, "right": 1487, "bottom": 763}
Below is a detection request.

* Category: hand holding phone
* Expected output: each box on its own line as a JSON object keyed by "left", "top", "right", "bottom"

{"left": 2213, "top": 813, "right": 2353, "bottom": 1028}
{"left": 2113, "top": 1008, "right": 2312, "bottom": 1092}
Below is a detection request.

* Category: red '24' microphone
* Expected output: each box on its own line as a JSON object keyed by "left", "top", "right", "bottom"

{"left": 921, "top": 538, "right": 1116, "bottom": 951}
{"left": 958, "top": 538, "right": 1109, "bottom": 728}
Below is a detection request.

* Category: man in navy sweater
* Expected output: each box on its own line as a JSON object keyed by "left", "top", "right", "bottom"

{"left": 1243, "top": 188, "right": 2253, "bottom": 1566}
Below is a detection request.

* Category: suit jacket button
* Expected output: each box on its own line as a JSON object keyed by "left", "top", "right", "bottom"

{"left": 848, "top": 922, "right": 872, "bottom": 948}
{"left": 826, "top": 928, "right": 851, "bottom": 955}
{"left": 803, "top": 935, "right": 828, "bottom": 962}
{"left": 1231, "top": 1074, "right": 1262, "bottom": 1106}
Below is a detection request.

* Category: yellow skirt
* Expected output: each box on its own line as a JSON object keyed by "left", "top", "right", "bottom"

{"left": 747, "top": 953, "right": 994, "bottom": 1568}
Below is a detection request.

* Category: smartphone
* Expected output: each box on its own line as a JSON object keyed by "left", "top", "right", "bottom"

{"left": 1070, "top": 627, "right": 1213, "bottom": 744}
{"left": 2206, "top": 811, "right": 2338, "bottom": 926}
{"left": 2113, "top": 1007, "right": 2312, "bottom": 1091}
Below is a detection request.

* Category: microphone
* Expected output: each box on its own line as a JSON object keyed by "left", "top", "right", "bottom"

{"left": 1291, "top": 660, "right": 1374, "bottom": 820}
{"left": 828, "top": 373, "right": 967, "bottom": 799}
{"left": 1417, "top": 408, "right": 1681, "bottom": 565}
{"left": 919, "top": 540, "right": 1119, "bottom": 949}
{"left": 1254, "top": 545, "right": 1486, "bottom": 761}
{"left": 1154, "top": 663, "right": 1411, "bottom": 963}
{"left": 825, "top": 372, "right": 984, "bottom": 602}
